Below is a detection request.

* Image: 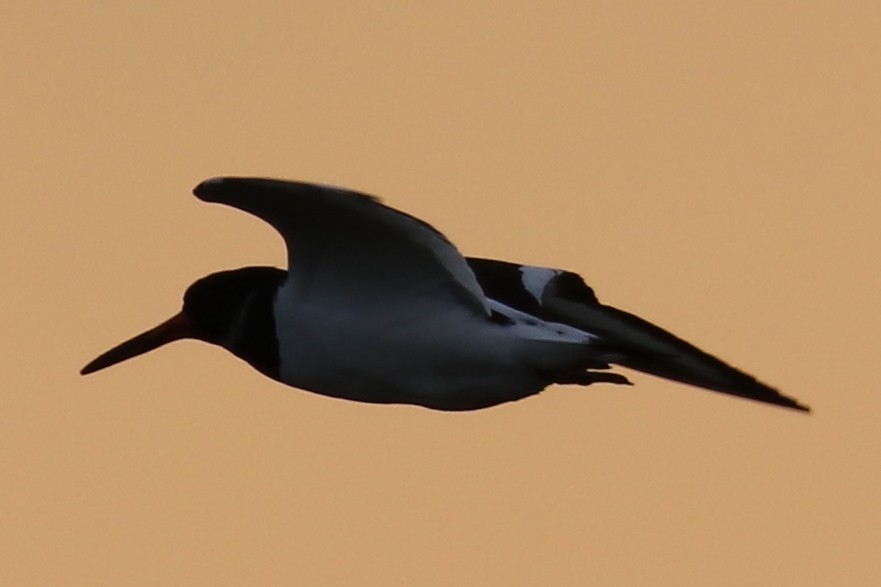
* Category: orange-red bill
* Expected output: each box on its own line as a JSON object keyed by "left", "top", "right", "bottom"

{"left": 80, "top": 313, "right": 192, "bottom": 375}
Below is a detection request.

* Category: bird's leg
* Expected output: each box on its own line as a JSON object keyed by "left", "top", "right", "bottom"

{"left": 554, "top": 370, "right": 632, "bottom": 386}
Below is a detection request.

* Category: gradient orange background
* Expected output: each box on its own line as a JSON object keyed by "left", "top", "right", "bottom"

{"left": 4, "top": 2, "right": 880, "bottom": 585}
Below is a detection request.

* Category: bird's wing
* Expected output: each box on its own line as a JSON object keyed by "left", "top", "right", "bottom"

{"left": 194, "top": 178, "right": 489, "bottom": 316}
{"left": 467, "top": 257, "right": 810, "bottom": 412}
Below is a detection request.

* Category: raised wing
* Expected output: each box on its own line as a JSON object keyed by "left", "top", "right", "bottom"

{"left": 467, "top": 257, "right": 810, "bottom": 412}
{"left": 194, "top": 178, "right": 489, "bottom": 316}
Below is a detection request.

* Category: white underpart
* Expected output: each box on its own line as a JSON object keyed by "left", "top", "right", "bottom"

{"left": 519, "top": 266, "right": 561, "bottom": 304}
{"left": 274, "top": 279, "right": 597, "bottom": 407}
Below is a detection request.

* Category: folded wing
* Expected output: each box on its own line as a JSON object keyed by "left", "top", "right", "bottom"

{"left": 467, "top": 257, "right": 810, "bottom": 412}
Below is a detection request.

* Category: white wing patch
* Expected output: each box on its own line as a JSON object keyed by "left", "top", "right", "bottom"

{"left": 519, "top": 266, "right": 562, "bottom": 304}
{"left": 487, "top": 299, "right": 596, "bottom": 344}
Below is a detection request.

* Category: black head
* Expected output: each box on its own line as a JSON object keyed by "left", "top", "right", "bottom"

{"left": 182, "top": 267, "right": 286, "bottom": 344}
{"left": 81, "top": 267, "right": 286, "bottom": 376}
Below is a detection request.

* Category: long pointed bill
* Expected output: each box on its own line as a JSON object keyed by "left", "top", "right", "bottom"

{"left": 80, "top": 313, "right": 192, "bottom": 375}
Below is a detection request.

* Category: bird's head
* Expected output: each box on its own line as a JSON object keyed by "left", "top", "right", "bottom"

{"left": 81, "top": 267, "right": 286, "bottom": 376}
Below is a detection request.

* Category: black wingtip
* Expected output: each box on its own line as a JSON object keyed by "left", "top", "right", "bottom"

{"left": 783, "top": 397, "right": 812, "bottom": 414}
{"left": 729, "top": 377, "right": 812, "bottom": 414}
{"left": 717, "top": 380, "right": 811, "bottom": 414}
{"left": 193, "top": 177, "right": 232, "bottom": 202}
{"left": 193, "top": 176, "right": 307, "bottom": 203}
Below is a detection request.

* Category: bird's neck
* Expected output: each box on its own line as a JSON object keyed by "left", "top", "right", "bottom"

{"left": 218, "top": 272, "right": 286, "bottom": 380}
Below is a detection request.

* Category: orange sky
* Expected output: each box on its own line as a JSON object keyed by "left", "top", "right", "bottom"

{"left": 4, "top": 2, "right": 880, "bottom": 585}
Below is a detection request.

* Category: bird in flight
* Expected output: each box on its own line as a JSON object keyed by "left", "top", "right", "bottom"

{"left": 81, "top": 177, "right": 809, "bottom": 413}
